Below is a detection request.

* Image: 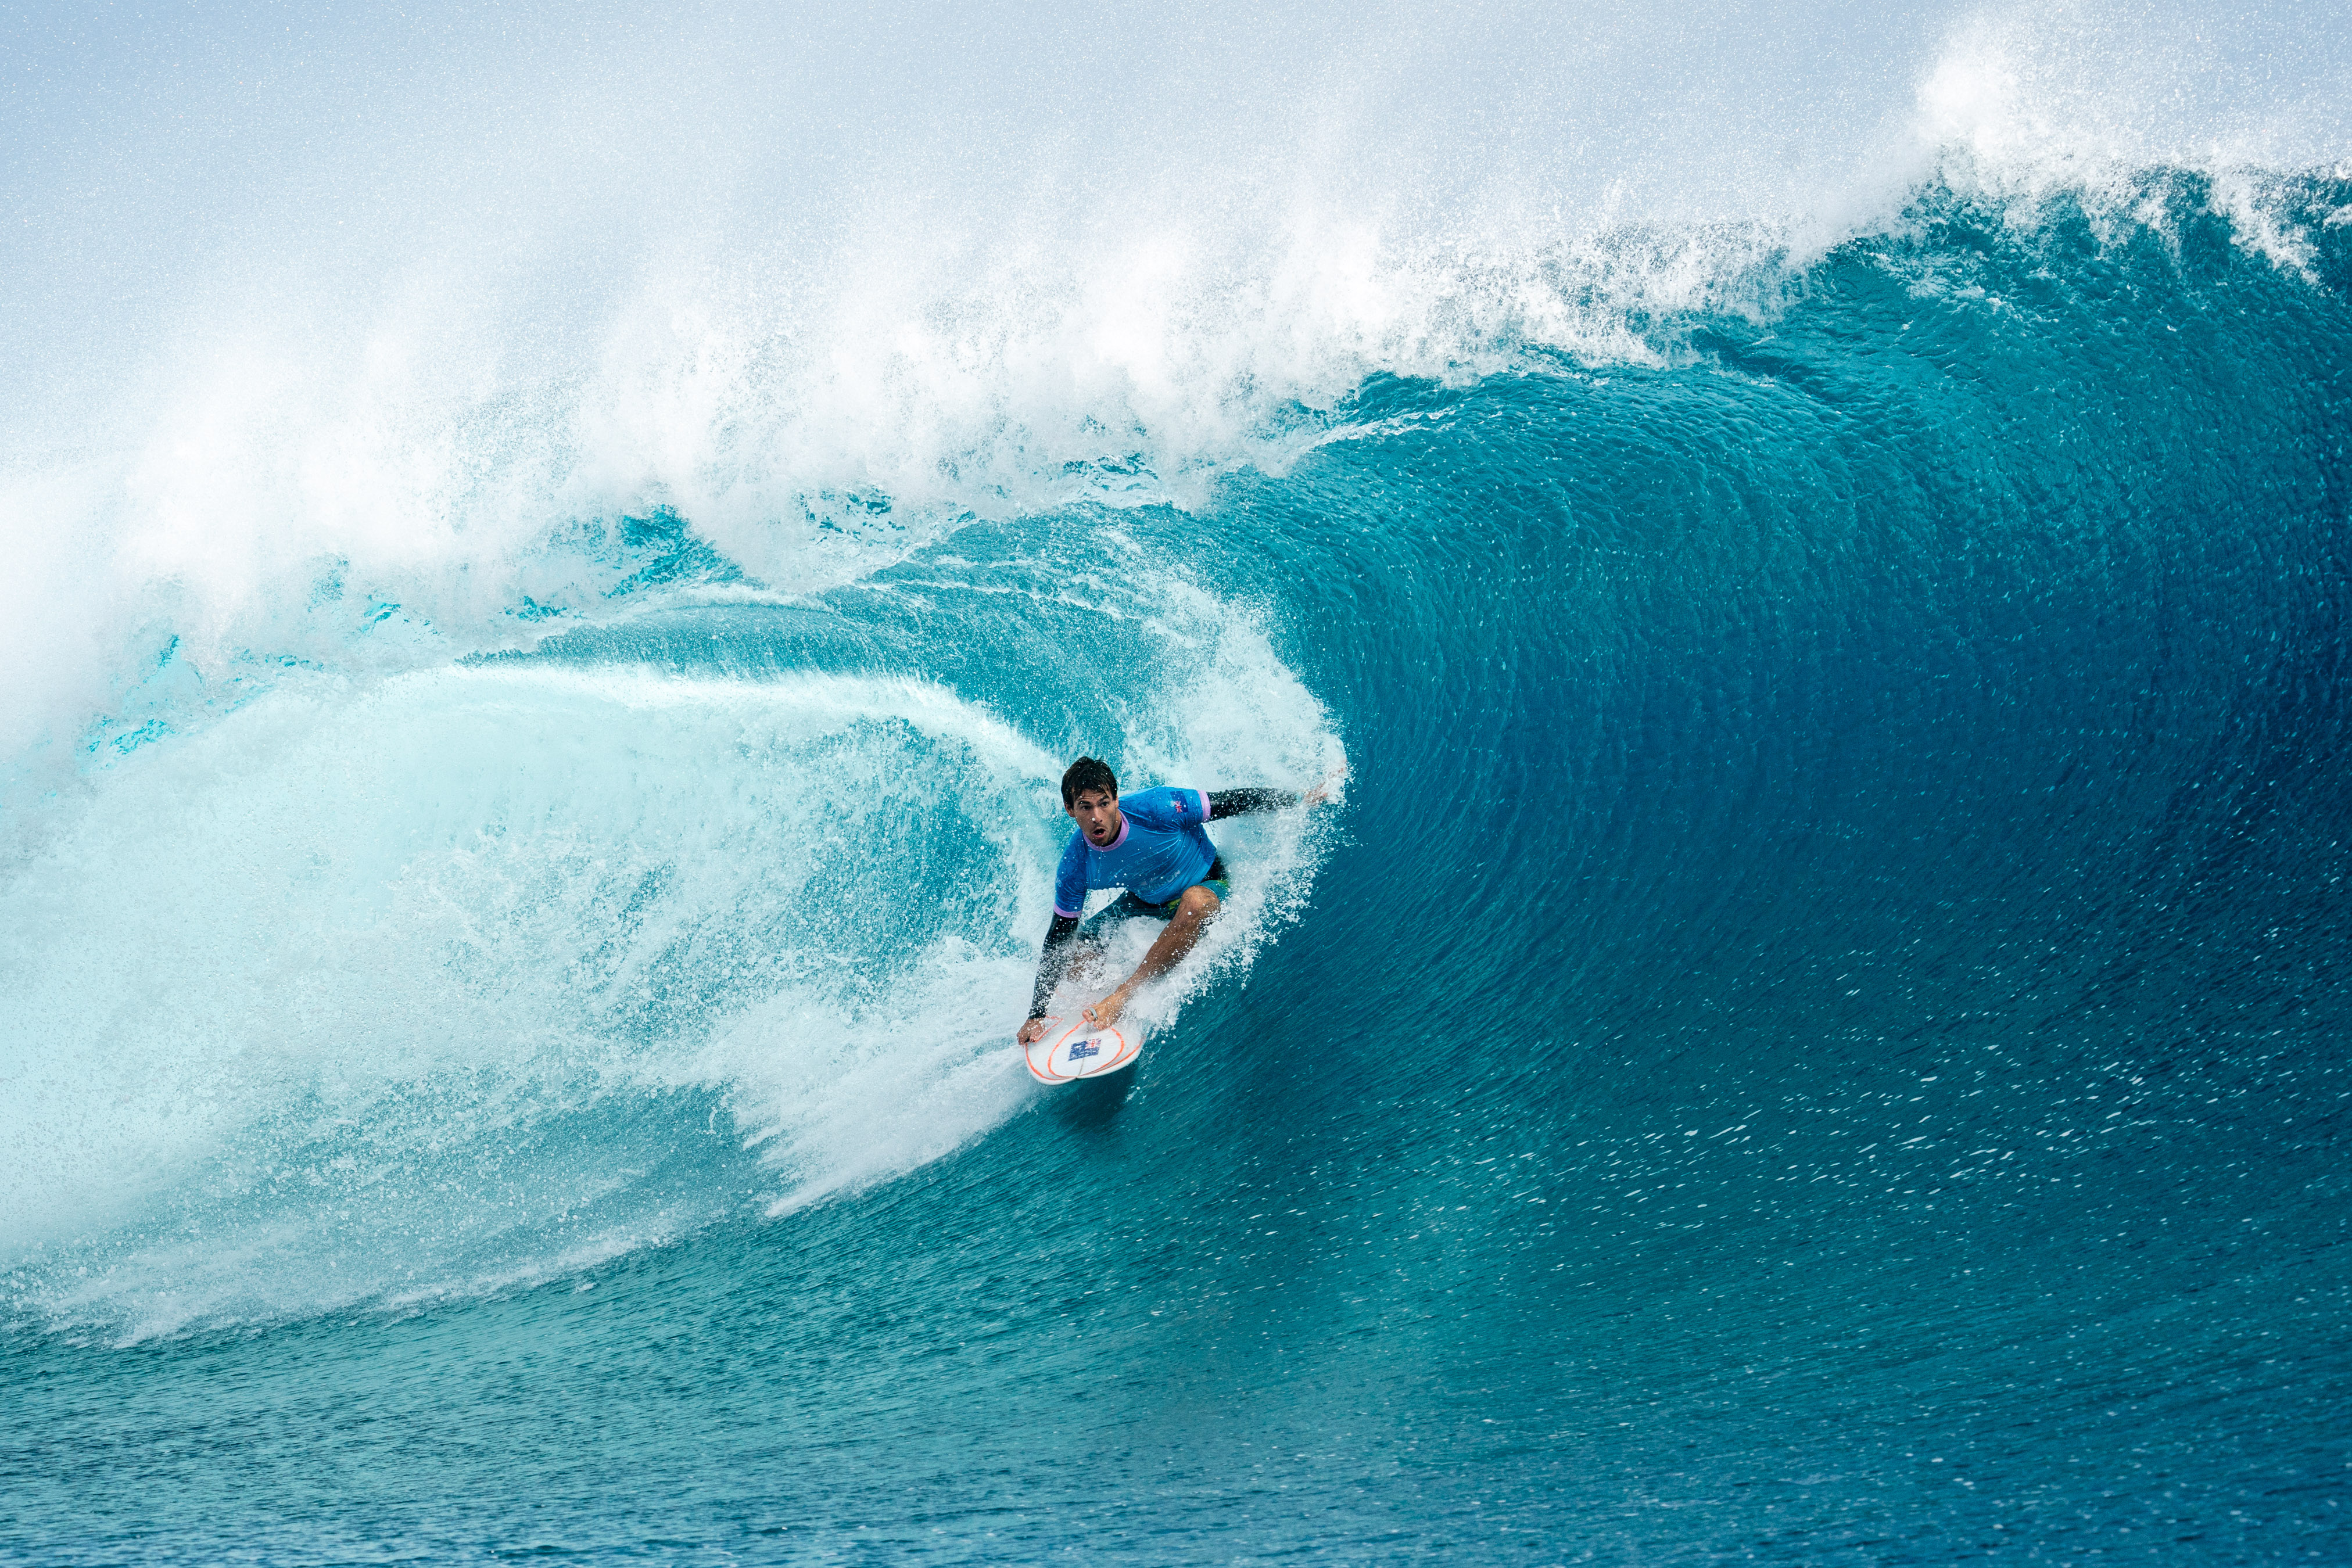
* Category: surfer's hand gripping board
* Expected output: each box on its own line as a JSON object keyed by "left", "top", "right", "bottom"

{"left": 1023, "top": 1015, "right": 1139, "bottom": 1083}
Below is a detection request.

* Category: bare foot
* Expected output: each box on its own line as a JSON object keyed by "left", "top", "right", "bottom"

{"left": 1083, "top": 987, "right": 1130, "bottom": 1028}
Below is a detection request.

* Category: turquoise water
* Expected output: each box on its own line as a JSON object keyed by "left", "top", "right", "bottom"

{"left": 5, "top": 37, "right": 2351, "bottom": 1560}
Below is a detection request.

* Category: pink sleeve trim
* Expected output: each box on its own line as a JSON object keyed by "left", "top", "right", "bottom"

{"left": 1053, "top": 905, "right": 1081, "bottom": 918}
{"left": 1195, "top": 788, "right": 1210, "bottom": 819}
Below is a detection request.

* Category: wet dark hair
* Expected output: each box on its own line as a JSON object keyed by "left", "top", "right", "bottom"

{"left": 1060, "top": 756, "right": 1118, "bottom": 808}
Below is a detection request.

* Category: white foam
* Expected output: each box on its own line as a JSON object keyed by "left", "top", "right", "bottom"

{"left": 5, "top": 1, "right": 2343, "bottom": 781}
{"left": 1913, "top": 3, "right": 2351, "bottom": 272}
{"left": 0, "top": 576, "right": 1340, "bottom": 1336}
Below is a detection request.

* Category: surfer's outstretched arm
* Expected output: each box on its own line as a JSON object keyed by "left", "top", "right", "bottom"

{"left": 1206, "top": 788, "right": 1296, "bottom": 817}
{"left": 1206, "top": 765, "right": 1343, "bottom": 819}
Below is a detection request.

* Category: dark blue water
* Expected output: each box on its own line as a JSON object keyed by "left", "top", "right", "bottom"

{"left": 6, "top": 176, "right": 2351, "bottom": 1562}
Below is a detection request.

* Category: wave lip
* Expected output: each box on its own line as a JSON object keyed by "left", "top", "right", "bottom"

{"left": 12, "top": 0, "right": 2352, "bottom": 778}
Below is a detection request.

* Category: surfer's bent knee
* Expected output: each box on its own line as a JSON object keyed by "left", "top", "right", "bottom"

{"left": 1178, "top": 883, "right": 1221, "bottom": 917}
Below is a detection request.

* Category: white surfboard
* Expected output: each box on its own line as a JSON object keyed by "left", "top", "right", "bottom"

{"left": 1024, "top": 1016, "right": 1139, "bottom": 1084}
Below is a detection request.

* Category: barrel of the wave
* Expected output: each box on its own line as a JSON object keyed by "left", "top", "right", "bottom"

{"left": 1023, "top": 1016, "right": 1138, "bottom": 1083}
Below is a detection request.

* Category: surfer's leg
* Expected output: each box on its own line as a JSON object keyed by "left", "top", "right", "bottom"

{"left": 1085, "top": 882, "right": 1221, "bottom": 1027}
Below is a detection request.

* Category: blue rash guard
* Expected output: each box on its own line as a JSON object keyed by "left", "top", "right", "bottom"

{"left": 1052, "top": 786, "right": 1218, "bottom": 916}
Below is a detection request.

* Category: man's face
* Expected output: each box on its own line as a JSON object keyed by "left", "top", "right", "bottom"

{"left": 1067, "top": 787, "right": 1122, "bottom": 846}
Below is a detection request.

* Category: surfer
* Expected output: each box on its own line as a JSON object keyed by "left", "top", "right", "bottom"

{"left": 1017, "top": 756, "right": 1338, "bottom": 1045}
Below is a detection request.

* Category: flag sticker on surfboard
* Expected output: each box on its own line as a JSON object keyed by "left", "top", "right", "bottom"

{"left": 1024, "top": 1017, "right": 1138, "bottom": 1083}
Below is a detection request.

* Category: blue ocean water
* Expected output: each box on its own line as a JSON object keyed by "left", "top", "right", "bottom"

{"left": 5, "top": 129, "right": 2352, "bottom": 1568}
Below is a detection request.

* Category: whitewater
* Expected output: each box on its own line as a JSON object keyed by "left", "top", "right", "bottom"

{"left": 4, "top": 0, "right": 2350, "bottom": 1560}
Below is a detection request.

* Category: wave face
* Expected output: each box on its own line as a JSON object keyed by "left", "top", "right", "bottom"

{"left": 6, "top": 17, "right": 2352, "bottom": 1559}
